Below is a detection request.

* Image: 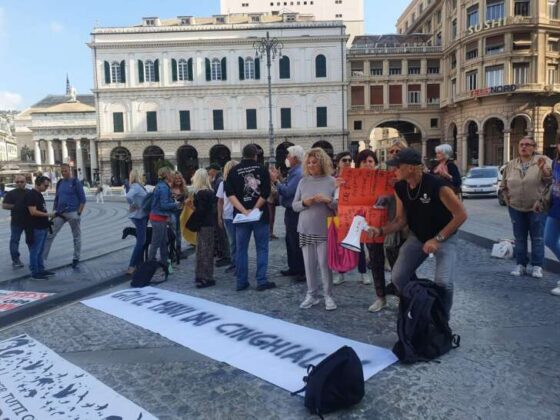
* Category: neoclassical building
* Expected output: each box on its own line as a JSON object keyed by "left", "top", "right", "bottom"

{"left": 90, "top": 13, "right": 348, "bottom": 184}
{"left": 0, "top": 114, "right": 18, "bottom": 162}
{"left": 348, "top": 0, "right": 560, "bottom": 170}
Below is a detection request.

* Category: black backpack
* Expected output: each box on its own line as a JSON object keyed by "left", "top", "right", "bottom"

{"left": 141, "top": 192, "right": 154, "bottom": 214}
{"left": 393, "top": 279, "right": 460, "bottom": 364}
{"left": 131, "top": 260, "right": 169, "bottom": 288}
{"left": 292, "top": 346, "right": 364, "bottom": 419}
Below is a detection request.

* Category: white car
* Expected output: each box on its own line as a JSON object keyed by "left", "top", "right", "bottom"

{"left": 461, "top": 166, "right": 501, "bottom": 198}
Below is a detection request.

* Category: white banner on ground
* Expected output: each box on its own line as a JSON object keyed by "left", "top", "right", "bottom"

{"left": 83, "top": 287, "right": 397, "bottom": 392}
{"left": 0, "top": 335, "right": 156, "bottom": 420}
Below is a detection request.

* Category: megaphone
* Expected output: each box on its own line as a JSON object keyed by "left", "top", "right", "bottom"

{"left": 341, "top": 215, "right": 369, "bottom": 252}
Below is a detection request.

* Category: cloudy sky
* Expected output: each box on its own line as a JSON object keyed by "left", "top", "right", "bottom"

{"left": 0, "top": 0, "right": 410, "bottom": 109}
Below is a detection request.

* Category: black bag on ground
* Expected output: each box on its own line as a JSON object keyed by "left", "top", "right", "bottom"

{"left": 131, "top": 260, "right": 169, "bottom": 287}
{"left": 292, "top": 346, "right": 364, "bottom": 419}
{"left": 393, "top": 279, "right": 460, "bottom": 364}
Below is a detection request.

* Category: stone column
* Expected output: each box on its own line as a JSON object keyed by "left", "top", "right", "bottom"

{"left": 422, "top": 139, "right": 428, "bottom": 161}
{"left": 460, "top": 132, "right": 468, "bottom": 172}
{"left": 503, "top": 129, "right": 511, "bottom": 164}
{"left": 46, "top": 140, "right": 55, "bottom": 165}
{"left": 478, "top": 133, "right": 485, "bottom": 166}
{"left": 76, "top": 139, "right": 84, "bottom": 180}
{"left": 61, "top": 139, "right": 69, "bottom": 163}
{"left": 89, "top": 138, "right": 98, "bottom": 173}
{"left": 34, "top": 140, "right": 42, "bottom": 165}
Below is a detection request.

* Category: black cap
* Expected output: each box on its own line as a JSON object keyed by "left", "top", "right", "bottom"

{"left": 206, "top": 163, "right": 221, "bottom": 171}
{"left": 385, "top": 147, "right": 422, "bottom": 166}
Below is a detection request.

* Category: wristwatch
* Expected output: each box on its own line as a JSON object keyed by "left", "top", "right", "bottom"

{"left": 435, "top": 233, "right": 446, "bottom": 242}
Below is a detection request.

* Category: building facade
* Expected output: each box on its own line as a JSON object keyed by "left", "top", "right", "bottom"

{"left": 220, "top": 0, "right": 364, "bottom": 36}
{"left": 90, "top": 13, "right": 347, "bottom": 185}
{"left": 0, "top": 114, "right": 18, "bottom": 162}
{"left": 349, "top": 0, "right": 560, "bottom": 171}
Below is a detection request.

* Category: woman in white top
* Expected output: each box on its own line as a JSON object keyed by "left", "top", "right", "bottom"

{"left": 216, "top": 160, "right": 239, "bottom": 273}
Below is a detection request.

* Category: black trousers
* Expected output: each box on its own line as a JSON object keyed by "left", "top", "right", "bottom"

{"left": 284, "top": 208, "right": 305, "bottom": 275}
{"left": 359, "top": 243, "right": 387, "bottom": 298}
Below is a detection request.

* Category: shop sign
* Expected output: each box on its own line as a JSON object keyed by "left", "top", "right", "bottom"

{"left": 469, "top": 84, "right": 517, "bottom": 98}
{"left": 467, "top": 18, "right": 506, "bottom": 35}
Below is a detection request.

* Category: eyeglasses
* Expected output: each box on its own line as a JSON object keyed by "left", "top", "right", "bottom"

{"left": 388, "top": 149, "right": 400, "bottom": 154}
{"left": 340, "top": 158, "right": 352, "bottom": 163}
{"left": 15, "top": 181, "right": 26, "bottom": 184}
{"left": 519, "top": 143, "right": 535, "bottom": 147}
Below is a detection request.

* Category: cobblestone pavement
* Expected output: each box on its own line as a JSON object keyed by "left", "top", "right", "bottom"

{"left": 0, "top": 209, "right": 559, "bottom": 419}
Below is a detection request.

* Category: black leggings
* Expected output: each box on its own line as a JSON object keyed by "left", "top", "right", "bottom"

{"left": 359, "top": 243, "right": 386, "bottom": 298}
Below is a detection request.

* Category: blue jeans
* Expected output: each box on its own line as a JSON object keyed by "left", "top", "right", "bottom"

{"left": 148, "top": 221, "right": 168, "bottom": 264}
{"left": 129, "top": 217, "right": 148, "bottom": 268}
{"left": 235, "top": 221, "right": 269, "bottom": 288}
{"left": 224, "top": 219, "right": 236, "bottom": 265}
{"left": 392, "top": 234, "right": 458, "bottom": 318}
{"left": 28, "top": 228, "right": 48, "bottom": 276}
{"left": 508, "top": 208, "right": 545, "bottom": 267}
{"left": 544, "top": 216, "right": 560, "bottom": 260}
{"left": 10, "top": 224, "right": 25, "bottom": 261}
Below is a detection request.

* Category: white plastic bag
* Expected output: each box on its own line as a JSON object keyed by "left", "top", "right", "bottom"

{"left": 491, "top": 240, "right": 514, "bottom": 259}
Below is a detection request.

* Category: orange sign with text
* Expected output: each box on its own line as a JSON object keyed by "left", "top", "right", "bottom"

{"left": 338, "top": 168, "right": 395, "bottom": 244}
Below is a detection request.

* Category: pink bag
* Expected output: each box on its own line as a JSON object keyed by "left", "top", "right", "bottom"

{"left": 327, "top": 220, "right": 359, "bottom": 273}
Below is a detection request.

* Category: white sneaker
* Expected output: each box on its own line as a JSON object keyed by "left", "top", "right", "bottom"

{"left": 333, "top": 274, "right": 346, "bottom": 285}
{"left": 361, "top": 273, "right": 373, "bottom": 285}
{"left": 531, "top": 266, "right": 543, "bottom": 279}
{"left": 300, "top": 295, "right": 321, "bottom": 309}
{"left": 325, "top": 296, "right": 337, "bottom": 311}
{"left": 551, "top": 281, "right": 560, "bottom": 296}
{"left": 510, "top": 265, "right": 526, "bottom": 277}
{"left": 368, "top": 297, "right": 387, "bottom": 313}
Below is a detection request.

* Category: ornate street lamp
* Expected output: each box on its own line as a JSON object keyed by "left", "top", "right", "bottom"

{"left": 254, "top": 31, "right": 283, "bottom": 168}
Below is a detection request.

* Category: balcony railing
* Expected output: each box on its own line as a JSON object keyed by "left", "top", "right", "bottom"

{"left": 349, "top": 45, "right": 443, "bottom": 56}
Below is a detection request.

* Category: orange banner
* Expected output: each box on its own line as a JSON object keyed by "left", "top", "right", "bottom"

{"left": 338, "top": 168, "right": 395, "bottom": 244}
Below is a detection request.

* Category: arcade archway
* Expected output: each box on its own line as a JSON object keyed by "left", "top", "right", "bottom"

{"left": 483, "top": 118, "right": 504, "bottom": 166}
{"left": 544, "top": 114, "right": 559, "bottom": 159}
{"left": 143, "top": 145, "right": 164, "bottom": 185}
{"left": 312, "top": 140, "right": 334, "bottom": 158}
{"left": 209, "top": 144, "right": 231, "bottom": 168}
{"left": 177, "top": 145, "right": 198, "bottom": 184}
{"left": 110, "top": 147, "right": 131, "bottom": 186}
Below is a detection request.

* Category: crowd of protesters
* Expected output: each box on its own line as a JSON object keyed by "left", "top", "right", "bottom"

{"left": 2, "top": 136, "right": 559, "bottom": 301}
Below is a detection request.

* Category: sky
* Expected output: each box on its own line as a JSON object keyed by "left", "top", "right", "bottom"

{"left": 0, "top": 0, "right": 411, "bottom": 110}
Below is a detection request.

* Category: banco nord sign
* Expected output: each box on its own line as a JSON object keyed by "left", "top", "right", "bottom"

{"left": 469, "top": 84, "right": 517, "bottom": 98}
{"left": 467, "top": 18, "right": 506, "bottom": 34}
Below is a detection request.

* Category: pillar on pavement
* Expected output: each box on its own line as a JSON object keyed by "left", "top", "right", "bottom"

{"left": 34, "top": 140, "right": 42, "bottom": 165}
{"left": 89, "top": 138, "right": 98, "bottom": 174}
{"left": 503, "top": 130, "right": 511, "bottom": 164}
{"left": 76, "top": 139, "right": 84, "bottom": 181}
{"left": 61, "top": 139, "right": 69, "bottom": 163}
{"left": 478, "top": 133, "right": 485, "bottom": 166}
{"left": 47, "top": 140, "right": 55, "bottom": 165}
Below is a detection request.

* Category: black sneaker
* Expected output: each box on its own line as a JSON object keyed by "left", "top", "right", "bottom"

{"left": 256, "top": 282, "right": 276, "bottom": 291}
{"left": 236, "top": 283, "right": 250, "bottom": 292}
{"left": 71, "top": 259, "right": 79, "bottom": 269}
{"left": 31, "top": 274, "right": 48, "bottom": 280}
{"left": 225, "top": 265, "right": 236, "bottom": 273}
{"left": 215, "top": 258, "right": 231, "bottom": 268}
{"left": 12, "top": 259, "right": 24, "bottom": 269}
{"left": 40, "top": 270, "right": 56, "bottom": 277}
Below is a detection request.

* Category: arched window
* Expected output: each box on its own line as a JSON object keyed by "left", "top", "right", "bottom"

{"left": 145, "top": 60, "right": 155, "bottom": 82}
{"left": 315, "top": 54, "right": 327, "bottom": 78}
{"left": 211, "top": 58, "right": 222, "bottom": 80}
{"left": 110, "top": 62, "right": 122, "bottom": 83}
{"left": 279, "top": 56, "right": 290, "bottom": 79}
{"left": 178, "top": 59, "right": 189, "bottom": 81}
{"left": 245, "top": 57, "right": 255, "bottom": 80}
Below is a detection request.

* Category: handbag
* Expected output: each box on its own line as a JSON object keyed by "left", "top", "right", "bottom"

{"left": 185, "top": 207, "right": 203, "bottom": 232}
{"left": 491, "top": 240, "right": 514, "bottom": 259}
{"left": 327, "top": 217, "right": 359, "bottom": 273}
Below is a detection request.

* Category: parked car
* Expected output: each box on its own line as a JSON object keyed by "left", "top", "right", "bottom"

{"left": 497, "top": 165, "right": 507, "bottom": 205}
{"left": 461, "top": 166, "right": 500, "bottom": 199}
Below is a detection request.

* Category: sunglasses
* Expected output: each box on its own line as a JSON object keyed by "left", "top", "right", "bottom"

{"left": 388, "top": 149, "right": 400, "bottom": 154}
{"left": 15, "top": 181, "right": 26, "bottom": 184}
{"left": 519, "top": 143, "right": 535, "bottom": 147}
{"left": 340, "top": 158, "right": 352, "bottom": 163}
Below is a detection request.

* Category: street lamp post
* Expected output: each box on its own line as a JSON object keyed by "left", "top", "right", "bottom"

{"left": 254, "top": 32, "right": 283, "bottom": 168}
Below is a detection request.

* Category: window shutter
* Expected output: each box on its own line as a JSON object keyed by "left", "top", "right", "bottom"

{"left": 172, "top": 59, "right": 178, "bottom": 82}
{"left": 154, "top": 59, "right": 160, "bottom": 82}
{"left": 315, "top": 55, "right": 326, "bottom": 78}
{"left": 138, "top": 60, "right": 144, "bottom": 83}
{"left": 221, "top": 57, "right": 227, "bottom": 81}
{"left": 120, "top": 60, "right": 126, "bottom": 83}
{"left": 104, "top": 61, "right": 111, "bottom": 84}
{"left": 239, "top": 57, "right": 245, "bottom": 81}
{"left": 255, "top": 58, "right": 261, "bottom": 80}
{"left": 205, "top": 58, "right": 211, "bottom": 81}
{"left": 188, "top": 58, "right": 193, "bottom": 81}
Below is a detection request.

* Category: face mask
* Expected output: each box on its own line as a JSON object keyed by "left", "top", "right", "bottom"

{"left": 285, "top": 158, "right": 291, "bottom": 168}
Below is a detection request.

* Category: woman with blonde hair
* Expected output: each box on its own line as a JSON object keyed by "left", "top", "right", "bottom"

{"left": 190, "top": 168, "right": 217, "bottom": 288}
{"left": 293, "top": 148, "right": 337, "bottom": 310}
{"left": 171, "top": 171, "right": 189, "bottom": 260}
{"left": 125, "top": 169, "right": 147, "bottom": 274}
{"left": 216, "top": 160, "right": 239, "bottom": 273}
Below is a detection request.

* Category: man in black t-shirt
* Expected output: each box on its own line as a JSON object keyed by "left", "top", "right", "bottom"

{"left": 2, "top": 175, "right": 28, "bottom": 268}
{"left": 24, "top": 176, "right": 54, "bottom": 280}
{"left": 225, "top": 144, "right": 275, "bottom": 292}
{"left": 368, "top": 148, "right": 467, "bottom": 317}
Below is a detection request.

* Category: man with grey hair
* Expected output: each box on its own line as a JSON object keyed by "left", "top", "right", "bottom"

{"left": 270, "top": 145, "right": 305, "bottom": 281}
